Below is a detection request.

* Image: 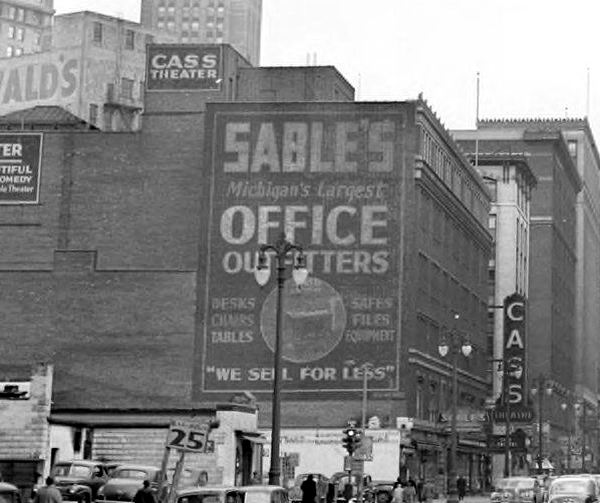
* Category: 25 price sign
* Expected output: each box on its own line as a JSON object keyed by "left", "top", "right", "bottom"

{"left": 167, "top": 421, "right": 209, "bottom": 452}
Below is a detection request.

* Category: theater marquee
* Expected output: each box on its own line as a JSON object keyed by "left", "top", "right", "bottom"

{"left": 196, "top": 103, "right": 408, "bottom": 395}
{"left": 146, "top": 44, "right": 222, "bottom": 91}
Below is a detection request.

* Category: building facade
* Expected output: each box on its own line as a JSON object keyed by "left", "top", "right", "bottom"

{"left": 0, "top": 11, "right": 170, "bottom": 131}
{"left": 0, "top": 52, "right": 493, "bottom": 492}
{"left": 456, "top": 123, "right": 583, "bottom": 473}
{"left": 140, "top": 0, "right": 262, "bottom": 65}
{"left": 0, "top": 0, "right": 54, "bottom": 58}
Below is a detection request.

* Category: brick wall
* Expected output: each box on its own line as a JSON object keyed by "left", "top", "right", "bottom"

{"left": 0, "top": 363, "right": 52, "bottom": 460}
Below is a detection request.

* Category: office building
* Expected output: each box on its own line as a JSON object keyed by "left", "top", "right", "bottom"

{"left": 140, "top": 0, "right": 262, "bottom": 64}
{"left": 0, "top": 0, "right": 54, "bottom": 58}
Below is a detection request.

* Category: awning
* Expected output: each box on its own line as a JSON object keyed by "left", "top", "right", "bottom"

{"left": 238, "top": 431, "right": 268, "bottom": 444}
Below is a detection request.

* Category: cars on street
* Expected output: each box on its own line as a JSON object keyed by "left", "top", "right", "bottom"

{"left": 50, "top": 460, "right": 111, "bottom": 503}
{"left": 239, "top": 486, "right": 289, "bottom": 503}
{"left": 95, "top": 465, "right": 162, "bottom": 503}
{"left": 176, "top": 486, "right": 243, "bottom": 503}
{"left": 0, "top": 482, "right": 21, "bottom": 503}
{"left": 491, "top": 477, "right": 543, "bottom": 503}
{"left": 548, "top": 476, "right": 598, "bottom": 503}
{"left": 289, "top": 474, "right": 329, "bottom": 503}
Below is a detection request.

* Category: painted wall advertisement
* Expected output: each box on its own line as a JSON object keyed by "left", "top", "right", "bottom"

{"left": 146, "top": 44, "right": 222, "bottom": 91}
{"left": 0, "top": 133, "right": 42, "bottom": 204}
{"left": 198, "top": 104, "right": 407, "bottom": 394}
{"left": 0, "top": 50, "right": 80, "bottom": 113}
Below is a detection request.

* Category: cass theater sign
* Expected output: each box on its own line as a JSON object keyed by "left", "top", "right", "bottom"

{"left": 195, "top": 103, "right": 407, "bottom": 397}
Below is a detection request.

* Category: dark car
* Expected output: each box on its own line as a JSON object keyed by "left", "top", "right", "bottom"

{"left": 0, "top": 482, "right": 21, "bottom": 503}
{"left": 491, "top": 477, "right": 543, "bottom": 503}
{"left": 548, "top": 477, "right": 598, "bottom": 503}
{"left": 289, "top": 474, "right": 329, "bottom": 503}
{"left": 96, "top": 465, "right": 162, "bottom": 503}
{"left": 50, "top": 460, "right": 110, "bottom": 503}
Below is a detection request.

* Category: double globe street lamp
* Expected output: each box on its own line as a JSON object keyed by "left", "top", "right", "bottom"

{"left": 530, "top": 376, "right": 553, "bottom": 474}
{"left": 254, "top": 232, "right": 308, "bottom": 485}
{"left": 438, "top": 314, "right": 472, "bottom": 503}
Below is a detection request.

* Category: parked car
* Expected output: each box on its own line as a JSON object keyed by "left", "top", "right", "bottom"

{"left": 0, "top": 482, "right": 21, "bottom": 503}
{"left": 176, "top": 486, "right": 243, "bottom": 503}
{"left": 96, "top": 465, "right": 162, "bottom": 503}
{"left": 239, "top": 486, "right": 289, "bottom": 503}
{"left": 491, "top": 477, "right": 543, "bottom": 503}
{"left": 289, "top": 474, "right": 328, "bottom": 503}
{"left": 548, "top": 477, "right": 598, "bottom": 503}
{"left": 50, "top": 460, "right": 110, "bottom": 503}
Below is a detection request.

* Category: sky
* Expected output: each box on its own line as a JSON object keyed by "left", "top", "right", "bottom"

{"left": 54, "top": 0, "right": 600, "bottom": 138}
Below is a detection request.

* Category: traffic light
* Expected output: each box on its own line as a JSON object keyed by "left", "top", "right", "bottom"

{"left": 342, "top": 426, "right": 357, "bottom": 455}
{"left": 342, "top": 426, "right": 363, "bottom": 455}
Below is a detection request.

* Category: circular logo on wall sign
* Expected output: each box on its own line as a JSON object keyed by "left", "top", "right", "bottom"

{"left": 260, "top": 277, "right": 347, "bottom": 363}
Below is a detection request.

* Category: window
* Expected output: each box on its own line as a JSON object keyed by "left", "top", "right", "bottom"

{"left": 16, "top": 8, "right": 24, "bottom": 22}
{"left": 89, "top": 104, "right": 98, "bottom": 125}
{"left": 121, "top": 78, "right": 134, "bottom": 99}
{"left": 16, "top": 27, "right": 24, "bottom": 41}
{"left": 34, "top": 32, "right": 41, "bottom": 46}
{"left": 191, "top": 21, "right": 199, "bottom": 31}
{"left": 8, "top": 25, "right": 15, "bottom": 38}
{"left": 157, "top": 21, "right": 165, "bottom": 29}
{"left": 14, "top": 47, "right": 22, "bottom": 56}
{"left": 167, "top": 21, "right": 175, "bottom": 31}
{"left": 6, "top": 46, "right": 13, "bottom": 57}
{"left": 124, "top": 29, "right": 134, "bottom": 49}
{"left": 568, "top": 140, "right": 578, "bottom": 159}
{"left": 8, "top": 6, "right": 16, "bottom": 19}
{"left": 93, "top": 21, "right": 103, "bottom": 43}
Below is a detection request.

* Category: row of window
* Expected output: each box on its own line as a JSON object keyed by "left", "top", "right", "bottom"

{"left": 420, "top": 126, "right": 489, "bottom": 226}
{"left": 5, "top": 45, "right": 22, "bottom": 57}
{"left": 0, "top": 4, "right": 51, "bottom": 27}
{"left": 92, "top": 21, "right": 141, "bottom": 50}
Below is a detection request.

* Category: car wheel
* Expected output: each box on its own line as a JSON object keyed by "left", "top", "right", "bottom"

{"left": 81, "top": 494, "right": 91, "bottom": 503}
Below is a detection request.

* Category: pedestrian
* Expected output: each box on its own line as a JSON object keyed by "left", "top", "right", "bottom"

{"left": 326, "top": 482, "right": 335, "bottom": 503}
{"left": 134, "top": 480, "right": 157, "bottom": 503}
{"left": 391, "top": 482, "right": 404, "bottom": 503}
{"left": 301, "top": 475, "right": 318, "bottom": 503}
{"left": 416, "top": 479, "right": 424, "bottom": 503}
{"left": 33, "top": 477, "right": 62, "bottom": 503}
{"left": 403, "top": 481, "right": 416, "bottom": 503}
{"left": 250, "top": 472, "right": 261, "bottom": 485}
{"left": 456, "top": 476, "right": 467, "bottom": 501}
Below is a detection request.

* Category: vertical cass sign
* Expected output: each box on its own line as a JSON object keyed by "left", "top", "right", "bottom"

{"left": 146, "top": 44, "right": 222, "bottom": 91}
{"left": 0, "top": 133, "right": 42, "bottom": 204}
{"left": 198, "top": 103, "right": 407, "bottom": 395}
{"left": 503, "top": 293, "right": 527, "bottom": 408}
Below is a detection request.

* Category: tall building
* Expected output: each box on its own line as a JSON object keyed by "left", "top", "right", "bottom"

{"left": 0, "top": 0, "right": 54, "bottom": 58}
{"left": 455, "top": 124, "right": 582, "bottom": 473}
{"left": 140, "top": 0, "right": 262, "bottom": 65}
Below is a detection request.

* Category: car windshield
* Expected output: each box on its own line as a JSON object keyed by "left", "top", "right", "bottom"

{"left": 496, "top": 479, "right": 534, "bottom": 489}
{"left": 52, "top": 465, "right": 92, "bottom": 478}
{"left": 113, "top": 470, "right": 149, "bottom": 480}
{"left": 245, "top": 491, "right": 275, "bottom": 503}
{"left": 550, "top": 480, "right": 592, "bottom": 494}
{"left": 178, "top": 494, "right": 225, "bottom": 503}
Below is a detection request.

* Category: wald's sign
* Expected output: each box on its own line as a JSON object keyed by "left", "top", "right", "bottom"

{"left": 146, "top": 44, "right": 222, "bottom": 91}
{"left": 0, "top": 133, "right": 42, "bottom": 204}
{"left": 196, "top": 103, "right": 408, "bottom": 394}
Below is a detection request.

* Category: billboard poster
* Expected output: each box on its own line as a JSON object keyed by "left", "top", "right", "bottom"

{"left": 502, "top": 293, "right": 527, "bottom": 409}
{"left": 0, "top": 133, "right": 42, "bottom": 204}
{"left": 146, "top": 44, "right": 222, "bottom": 91}
{"left": 198, "top": 104, "right": 407, "bottom": 394}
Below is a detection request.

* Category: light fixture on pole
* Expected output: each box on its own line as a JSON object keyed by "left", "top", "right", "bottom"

{"left": 560, "top": 399, "right": 573, "bottom": 473}
{"left": 438, "top": 313, "right": 472, "bottom": 503}
{"left": 530, "top": 376, "right": 553, "bottom": 474}
{"left": 254, "top": 232, "right": 308, "bottom": 486}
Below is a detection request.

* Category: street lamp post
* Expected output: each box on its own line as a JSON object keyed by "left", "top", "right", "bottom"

{"left": 560, "top": 400, "right": 573, "bottom": 473}
{"left": 255, "top": 232, "right": 308, "bottom": 485}
{"left": 575, "top": 400, "right": 587, "bottom": 472}
{"left": 530, "top": 376, "right": 553, "bottom": 474}
{"left": 438, "top": 314, "right": 472, "bottom": 503}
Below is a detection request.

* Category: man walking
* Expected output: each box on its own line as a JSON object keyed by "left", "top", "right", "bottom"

{"left": 33, "top": 477, "right": 62, "bottom": 503}
{"left": 134, "top": 480, "right": 157, "bottom": 503}
{"left": 301, "top": 475, "right": 317, "bottom": 503}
